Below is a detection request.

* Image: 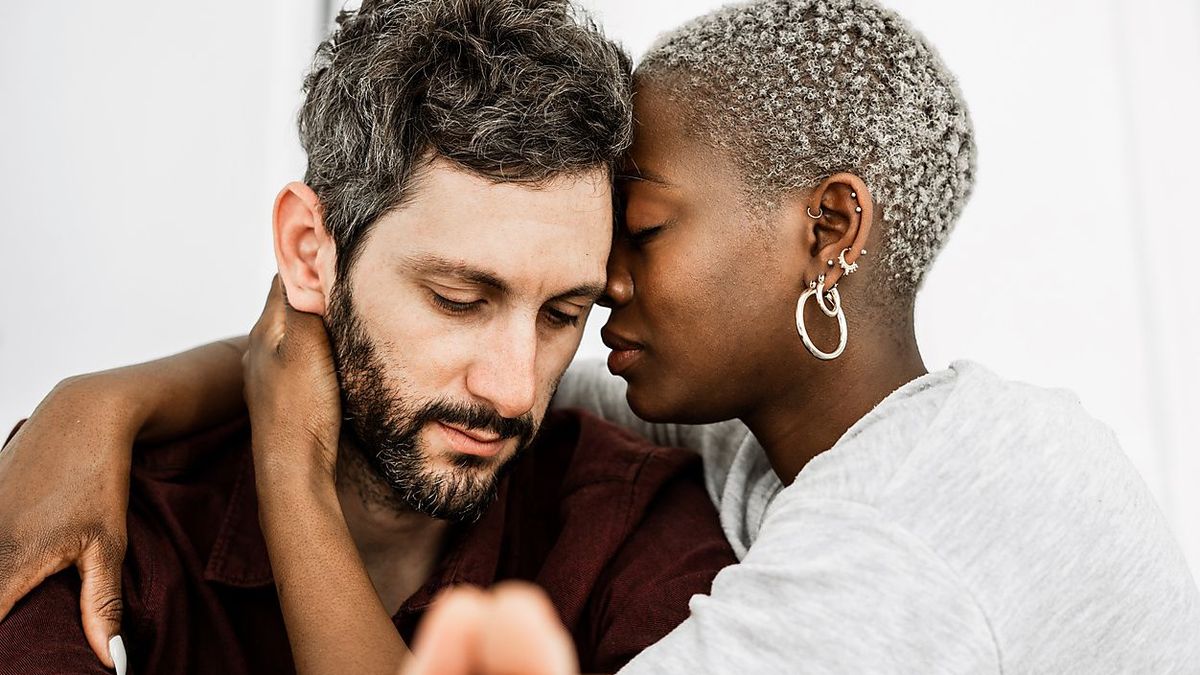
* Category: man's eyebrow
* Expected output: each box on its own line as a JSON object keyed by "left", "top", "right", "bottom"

{"left": 405, "top": 254, "right": 604, "bottom": 302}
{"left": 552, "top": 282, "right": 607, "bottom": 304}
{"left": 404, "top": 254, "right": 508, "bottom": 293}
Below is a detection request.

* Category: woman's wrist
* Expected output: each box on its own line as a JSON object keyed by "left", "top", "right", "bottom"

{"left": 251, "top": 430, "right": 339, "bottom": 490}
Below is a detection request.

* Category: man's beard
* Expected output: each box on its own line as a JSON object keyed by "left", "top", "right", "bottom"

{"left": 325, "top": 281, "right": 536, "bottom": 522}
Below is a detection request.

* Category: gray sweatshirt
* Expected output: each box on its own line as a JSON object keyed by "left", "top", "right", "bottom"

{"left": 554, "top": 359, "right": 1200, "bottom": 674}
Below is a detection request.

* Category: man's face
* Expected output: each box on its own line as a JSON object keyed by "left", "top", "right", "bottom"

{"left": 326, "top": 159, "right": 612, "bottom": 521}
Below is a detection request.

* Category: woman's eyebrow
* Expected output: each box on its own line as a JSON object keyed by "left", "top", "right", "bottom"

{"left": 616, "top": 165, "right": 675, "bottom": 187}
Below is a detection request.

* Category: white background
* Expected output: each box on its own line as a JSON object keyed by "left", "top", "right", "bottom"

{"left": 2, "top": 1, "right": 1197, "bottom": 577}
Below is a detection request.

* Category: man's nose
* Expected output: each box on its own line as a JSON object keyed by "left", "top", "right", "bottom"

{"left": 466, "top": 319, "right": 539, "bottom": 420}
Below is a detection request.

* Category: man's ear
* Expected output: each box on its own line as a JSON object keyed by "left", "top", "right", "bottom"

{"left": 273, "top": 182, "right": 337, "bottom": 315}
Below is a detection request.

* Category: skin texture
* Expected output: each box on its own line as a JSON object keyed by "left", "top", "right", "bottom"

{"left": 0, "top": 159, "right": 612, "bottom": 674}
{"left": 0, "top": 67, "right": 935, "bottom": 675}
{"left": 257, "top": 157, "right": 612, "bottom": 675}
{"left": 608, "top": 81, "right": 926, "bottom": 482}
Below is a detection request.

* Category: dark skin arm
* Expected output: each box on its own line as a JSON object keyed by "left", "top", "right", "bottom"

{"left": 0, "top": 281, "right": 593, "bottom": 674}
{"left": 242, "top": 278, "right": 412, "bottom": 674}
{"left": 0, "top": 337, "right": 250, "bottom": 666}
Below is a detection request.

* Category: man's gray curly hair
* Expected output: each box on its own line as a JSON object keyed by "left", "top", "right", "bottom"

{"left": 639, "top": 0, "right": 975, "bottom": 295}
{"left": 299, "top": 0, "right": 634, "bottom": 276}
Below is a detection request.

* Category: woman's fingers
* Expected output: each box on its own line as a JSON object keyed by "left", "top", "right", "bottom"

{"left": 406, "top": 586, "right": 488, "bottom": 675}
{"left": 0, "top": 539, "right": 69, "bottom": 624}
{"left": 479, "top": 583, "right": 576, "bottom": 675}
{"left": 76, "top": 536, "right": 127, "bottom": 672}
{"left": 404, "top": 583, "right": 578, "bottom": 675}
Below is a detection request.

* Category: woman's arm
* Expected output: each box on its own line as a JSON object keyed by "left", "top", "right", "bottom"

{"left": 243, "top": 278, "right": 411, "bottom": 675}
{"left": 0, "top": 336, "right": 251, "bottom": 668}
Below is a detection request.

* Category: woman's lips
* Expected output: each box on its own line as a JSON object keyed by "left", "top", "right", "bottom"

{"left": 436, "top": 421, "right": 505, "bottom": 458}
{"left": 601, "top": 328, "right": 645, "bottom": 376}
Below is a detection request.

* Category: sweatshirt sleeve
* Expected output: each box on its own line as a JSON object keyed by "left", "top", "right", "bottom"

{"left": 616, "top": 494, "right": 1002, "bottom": 675}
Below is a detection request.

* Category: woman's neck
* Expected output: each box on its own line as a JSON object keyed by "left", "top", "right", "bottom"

{"left": 744, "top": 325, "right": 928, "bottom": 485}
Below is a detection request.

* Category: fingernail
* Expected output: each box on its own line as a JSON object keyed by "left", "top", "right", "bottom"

{"left": 108, "top": 635, "right": 127, "bottom": 675}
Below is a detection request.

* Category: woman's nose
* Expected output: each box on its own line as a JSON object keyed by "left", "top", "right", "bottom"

{"left": 598, "top": 242, "right": 634, "bottom": 308}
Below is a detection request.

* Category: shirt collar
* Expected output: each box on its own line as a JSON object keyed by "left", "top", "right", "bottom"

{"left": 202, "top": 449, "right": 509, "bottom": 608}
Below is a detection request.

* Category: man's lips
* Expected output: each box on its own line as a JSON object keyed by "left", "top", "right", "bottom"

{"left": 601, "top": 328, "right": 645, "bottom": 376}
{"left": 436, "top": 421, "right": 506, "bottom": 458}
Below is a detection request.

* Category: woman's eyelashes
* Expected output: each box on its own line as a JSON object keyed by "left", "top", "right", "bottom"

{"left": 625, "top": 224, "right": 665, "bottom": 247}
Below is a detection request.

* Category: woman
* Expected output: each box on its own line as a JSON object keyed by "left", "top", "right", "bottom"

{"left": 2, "top": 0, "right": 1198, "bottom": 673}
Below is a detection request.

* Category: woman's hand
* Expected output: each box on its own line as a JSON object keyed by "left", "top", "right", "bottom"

{"left": 404, "top": 583, "right": 580, "bottom": 675}
{"left": 243, "top": 277, "right": 416, "bottom": 674}
{"left": 0, "top": 377, "right": 135, "bottom": 672}
{"left": 242, "top": 276, "right": 342, "bottom": 484}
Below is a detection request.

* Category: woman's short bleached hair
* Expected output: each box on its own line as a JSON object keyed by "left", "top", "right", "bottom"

{"left": 639, "top": 0, "right": 975, "bottom": 295}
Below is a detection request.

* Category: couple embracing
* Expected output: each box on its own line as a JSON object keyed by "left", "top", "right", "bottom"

{"left": 1, "top": 1, "right": 1197, "bottom": 673}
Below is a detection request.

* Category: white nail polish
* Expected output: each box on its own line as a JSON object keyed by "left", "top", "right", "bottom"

{"left": 109, "top": 635, "right": 127, "bottom": 675}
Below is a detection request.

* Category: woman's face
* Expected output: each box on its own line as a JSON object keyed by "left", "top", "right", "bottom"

{"left": 601, "top": 82, "right": 806, "bottom": 424}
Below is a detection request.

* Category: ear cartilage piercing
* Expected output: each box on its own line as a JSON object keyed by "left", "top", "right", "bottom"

{"left": 861, "top": 249, "right": 867, "bottom": 254}
{"left": 855, "top": 207, "right": 862, "bottom": 213}
{"left": 827, "top": 259, "right": 834, "bottom": 267}
{"left": 838, "top": 247, "right": 859, "bottom": 275}
{"left": 851, "top": 192, "right": 857, "bottom": 198}
{"left": 807, "top": 207, "right": 824, "bottom": 219}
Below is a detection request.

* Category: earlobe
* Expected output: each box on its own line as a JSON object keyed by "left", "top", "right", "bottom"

{"left": 273, "top": 181, "right": 336, "bottom": 314}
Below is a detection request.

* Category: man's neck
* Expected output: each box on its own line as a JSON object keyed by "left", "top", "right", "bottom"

{"left": 334, "top": 439, "right": 450, "bottom": 615}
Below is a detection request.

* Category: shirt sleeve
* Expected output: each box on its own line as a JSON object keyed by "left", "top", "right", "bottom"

{"left": 0, "top": 571, "right": 111, "bottom": 675}
{"left": 616, "top": 495, "right": 1002, "bottom": 675}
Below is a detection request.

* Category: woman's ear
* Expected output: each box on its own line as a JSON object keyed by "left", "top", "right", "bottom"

{"left": 273, "top": 181, "right": 337, "bottom": 315}
{"left": 801, "top": 172, "right": 874, "bottom": 290}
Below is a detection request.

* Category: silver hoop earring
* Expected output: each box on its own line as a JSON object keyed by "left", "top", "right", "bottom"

{"left": 814, "top": 274, "right": 839, "bottom": 316}
{"left": 837, "top": 248, "right": 859, "bottom": 275}
{"left": 806, "top": 206, "right": 823, "bottom": 219}
{"left": 796, "top": 278, "right": 848, "bottom": 360}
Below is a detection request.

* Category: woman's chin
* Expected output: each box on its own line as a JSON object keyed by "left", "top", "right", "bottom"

{"left": 625, "top": 379, "right": 710, "bottom": 425}
{"left": 625, "top": 381, "right": 681, "bottom": 424}
{"left": 626, "top": 375, "right": 742, "bottom": 426}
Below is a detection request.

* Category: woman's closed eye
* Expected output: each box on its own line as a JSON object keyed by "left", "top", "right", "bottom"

{"left": 626, "top": 224, "right": 665, "bottom": 247}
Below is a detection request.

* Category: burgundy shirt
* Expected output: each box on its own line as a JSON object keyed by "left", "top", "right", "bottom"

{"left": 0, "top": 409, "right": 736, "bottom": 674}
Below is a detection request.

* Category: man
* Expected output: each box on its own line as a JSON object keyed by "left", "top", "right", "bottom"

{"left": 0, "top": 1, "right": 735, "bottom": 673}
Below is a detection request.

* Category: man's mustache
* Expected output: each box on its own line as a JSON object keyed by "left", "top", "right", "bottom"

{"left": 413, "top": 399, "right": 536, "bottom": 448}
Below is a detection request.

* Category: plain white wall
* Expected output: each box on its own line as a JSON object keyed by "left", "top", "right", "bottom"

{"left": 2, "top": 0, "right": 1196, "bottom": 576}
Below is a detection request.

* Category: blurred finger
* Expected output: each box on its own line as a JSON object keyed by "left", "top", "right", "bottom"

{"left": 406, "top": 586, "right": 488, "bottom": 675}
{"left": 479, "top": 583, "right": 576, "bottom": 675}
